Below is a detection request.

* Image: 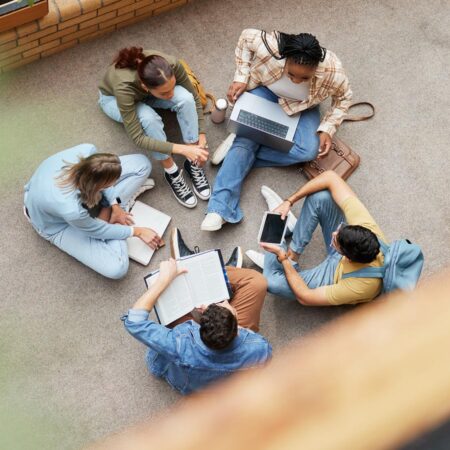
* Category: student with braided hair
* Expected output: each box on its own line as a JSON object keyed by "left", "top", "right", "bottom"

{"left": 202, "top": 29, "right": 352, "bottom": 231}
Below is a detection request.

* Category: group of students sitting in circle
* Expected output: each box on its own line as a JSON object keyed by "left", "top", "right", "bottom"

{"left": 24, "top": 29, "right": 392, "bottom": 394}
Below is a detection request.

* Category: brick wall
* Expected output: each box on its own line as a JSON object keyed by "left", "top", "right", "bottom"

{"left": 0, "top": 0, "right": 190, "bottom": 73}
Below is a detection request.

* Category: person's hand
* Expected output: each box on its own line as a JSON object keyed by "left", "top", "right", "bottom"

{"left": 274, "top": 201, "right": 291, "bottom": 220}
{"left": 318, "top": 132, "right": 332, "bottom": 159}
{"left": 157, "top": 258, "right": 187, "bottom": 286}
{"left": 174, "top": 144, "right": 209, "bottom": 164}
{"left": 109, "top": 205, "right": 134, "bottom": 225}
{"left": 134, "top": 227, "right": 163, "bottom": 250}
{"left": 260, "top": 242, "right": 286, "bottom": 260}
{"left": 227, "top": 81, "right": 247, "bottom": 103}
{"left": 198, "top": 133, "right": 208, "bottom": 150}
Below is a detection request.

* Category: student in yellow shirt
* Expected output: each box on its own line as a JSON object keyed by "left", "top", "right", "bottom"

{"left": 246, "top": 171, "right": 387, "bottom": 306}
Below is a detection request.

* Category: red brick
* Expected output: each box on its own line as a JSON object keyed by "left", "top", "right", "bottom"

{"left": 16, "top": 21, "right": 39, "bottom": 38}
{"left": 0, "top": 40, "right": 17, "bottom": 54}
{"left": 117, "top": 0, "right": 152, "bottom": 15}
{"left": 18, "top": 25, "right": 57, "bottom": 45}
{"left": 58, "top": 10, "right": 96, "bottom": 29}
{"left": 0, "top": 53, "right": 22, "bottom": 69}
{"left": 0, "top": 40, "right": 38, "bottom": 61}
{"left": 98, "top": 0, "right": 135, "bottom": 15}
{"left": 0, "top": 30, "right": 17, "bottom": 46}
{"left": 41, "top": 39, "right": 77, "bottom": 56}
{"left": 99, "top": 11, "right": 133, "bottom": 29}
{"left": 79, "top": 11, "right": 116, "bottom": 29}
{"left": 153, "top": 0, "right": 185, "bottom": 15}
{"left": 79, "top": 25, "right": 115, "bottom": 42}
{"left": 2, "top": 54, "right": 40, "bottom": 71}
{"left": 61, "top": 24, "right": 98, "bottom": 42}
{"left": 23, "top": 39, "right": 60, "bottom": 58}
{"left": 40, "top": 25, "right": 78, "bottom": 44}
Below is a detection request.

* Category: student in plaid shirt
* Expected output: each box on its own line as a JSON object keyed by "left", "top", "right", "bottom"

{"left": 202, "top": 29, "right": 352, "bottom": 232}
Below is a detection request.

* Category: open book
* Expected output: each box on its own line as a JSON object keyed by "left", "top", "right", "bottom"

{"left": 126, "top": 201, "right": 171, "bottom": 266}
{"left": 144, "top": 250, "right": 232, "bottom": 326}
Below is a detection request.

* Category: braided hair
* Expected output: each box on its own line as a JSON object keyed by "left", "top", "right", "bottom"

{"left": 261, "top": 31, "right": 326, "bottom": 66}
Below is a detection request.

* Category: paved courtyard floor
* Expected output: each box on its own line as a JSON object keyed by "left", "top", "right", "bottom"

{"left": 0, "top": 0, "right": 449, "bottom": 448}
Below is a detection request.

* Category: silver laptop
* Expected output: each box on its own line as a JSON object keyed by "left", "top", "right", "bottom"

{"left": 227, "top": 92, "right": 300, "bottom": 153}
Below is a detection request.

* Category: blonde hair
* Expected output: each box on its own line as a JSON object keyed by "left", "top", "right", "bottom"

{"left": 57, "top": 153, "right": 122, "bottom": 208}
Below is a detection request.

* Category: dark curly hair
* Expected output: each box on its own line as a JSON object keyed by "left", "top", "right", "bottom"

{"left": 261, "top": 30, "right": 326, "bottom": 66}
{"left": 337, "top": 225, "right": 380, "bottom": 263}
{"left": 200, "top": 304, "right": 238, "bottom": 350}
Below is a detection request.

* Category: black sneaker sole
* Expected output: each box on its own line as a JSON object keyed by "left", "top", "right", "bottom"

{"left": 164, "top": 176, "right": 198, "bottom": 209}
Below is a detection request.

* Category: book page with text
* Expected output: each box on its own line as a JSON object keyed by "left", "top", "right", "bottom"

{"left": 148, "top": 274, "right": 193, "bottom": 325}
{"left": 179, "top": 251, "right": 230, "bottom": 307}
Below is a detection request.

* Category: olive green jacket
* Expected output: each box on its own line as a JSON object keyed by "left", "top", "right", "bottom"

{"left": 99, "top": 50, "right": 205, "bottom": 154}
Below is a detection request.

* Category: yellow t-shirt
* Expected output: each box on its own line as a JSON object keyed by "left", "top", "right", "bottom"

{"left": 325, "top": 197, "right": 387, "bottom": 305}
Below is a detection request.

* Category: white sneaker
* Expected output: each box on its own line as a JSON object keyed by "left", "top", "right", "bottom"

{"left": 201, "top": 212, "right": 226, "bottom": 231}
{"left": 245, "top": 250, "right": 265, "bottom": 270}
{"left": 210, "top": 133, "right": 236, "bottom": 165}
{"left": 261, "top": 185, "right": 297, "bottom": 233}
{"left": 125, "top": 178, "right": 155, "bottom": 211}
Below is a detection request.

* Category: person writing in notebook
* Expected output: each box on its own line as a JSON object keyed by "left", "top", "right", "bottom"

{"left": 122, "top": 229, "right": 271, "bottom": 395}
{"left": 202, "top": 29, "right": 352, "bottom": 231}
{"left": 246, "top": 171, "right": 387, "bottom": 306}
{"left": 24, "top": 143, "right": 162, "bottom": 279}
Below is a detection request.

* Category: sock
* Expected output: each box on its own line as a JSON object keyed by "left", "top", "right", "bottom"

{"left": 164, "top": 163, "right": 179, "bottom": 176}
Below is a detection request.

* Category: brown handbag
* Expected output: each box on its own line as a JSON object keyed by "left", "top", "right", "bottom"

{"left": 299, "top": 102, "right": 375, "bottom": 181}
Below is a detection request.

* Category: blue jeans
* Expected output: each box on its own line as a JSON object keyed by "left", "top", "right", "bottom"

{"left": 98, "top": 85, "right": 199, "bottom": 161}
{"left": 264, "top": 190, "right": 345, "bottom": 300}
{"left": 50, "top": 154, "right": 151, "bottom": 279}
{"left": 207, "top": 86, "right": 320, "bottom": 222}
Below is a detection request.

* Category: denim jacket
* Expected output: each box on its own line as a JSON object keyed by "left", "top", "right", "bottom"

{"left": 123, "top": 309, "right": 272, "bottom": 395}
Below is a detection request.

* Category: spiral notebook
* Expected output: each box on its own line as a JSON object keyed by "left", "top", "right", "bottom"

{"left": 126, "top": 201, "right": 171, "bottom": 266}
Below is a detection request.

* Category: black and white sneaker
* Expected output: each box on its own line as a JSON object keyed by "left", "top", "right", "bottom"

{"left": 170, "top": 227, "right": 200, "bottom": 259}
{"left": 225, "top": 246, "right": 243, "bottom": 268}
{"left": 165, "top": 170, "right": 197, "bottom": 208}
{"left": 184, "top": 160, "right": 211, "bottom": 201}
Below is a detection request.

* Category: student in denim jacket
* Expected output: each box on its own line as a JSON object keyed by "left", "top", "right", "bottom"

{"left": 123, "top": 258, "right": 272, "bottom": 395}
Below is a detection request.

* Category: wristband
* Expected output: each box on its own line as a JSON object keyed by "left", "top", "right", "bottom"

{"left": 284, "top": 198, "right": 293, "bottom": 206}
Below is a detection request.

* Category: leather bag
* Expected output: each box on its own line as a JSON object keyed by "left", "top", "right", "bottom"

{"left": 299, "top": 102, "right": 375, "bottom": 180}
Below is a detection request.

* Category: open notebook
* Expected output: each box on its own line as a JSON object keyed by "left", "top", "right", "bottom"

{"left": 144, "top": 250, "right": 232, "bottom": 326}
{"left": 126, "top": 201, "right": 171, "bottom": 266}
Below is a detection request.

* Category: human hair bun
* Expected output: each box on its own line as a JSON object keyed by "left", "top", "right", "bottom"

{"left": 114, "top": 46, "right": 145, "bottom": 69}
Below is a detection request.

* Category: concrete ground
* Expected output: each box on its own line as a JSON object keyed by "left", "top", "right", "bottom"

{"left": 0, "top": 0, "right": 449, "bottom": 449}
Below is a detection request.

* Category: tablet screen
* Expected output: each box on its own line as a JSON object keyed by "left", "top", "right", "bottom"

{"left": 259, "top": 213, "right": 287, "bottom": 244}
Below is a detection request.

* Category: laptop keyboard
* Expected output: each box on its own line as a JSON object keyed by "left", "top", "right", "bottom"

{"left": 238, "top": 110, "right": 289, "bottom": 138}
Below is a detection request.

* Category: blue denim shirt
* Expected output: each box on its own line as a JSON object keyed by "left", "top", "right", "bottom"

{"left": 123, "top": 309, "right": 272, "bottom": 395}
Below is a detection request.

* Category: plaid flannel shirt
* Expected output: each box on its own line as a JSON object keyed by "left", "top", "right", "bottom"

{"left": 233, "top": 28, "right": 352, "bottom": 137}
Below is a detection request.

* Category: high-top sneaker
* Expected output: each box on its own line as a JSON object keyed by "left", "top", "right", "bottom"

{"left": 184, "top": 160, "right": 211, "bottom": 200}
{"left": 165, "top": 170, "right": 197, "bottom": 208}
{"left": 170, "top": 227, "right": 200, "bottom": 259}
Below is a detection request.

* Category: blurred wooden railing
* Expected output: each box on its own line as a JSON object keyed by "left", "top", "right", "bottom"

{"left": 87, "top": 269, "right": 450, "bottom": 450}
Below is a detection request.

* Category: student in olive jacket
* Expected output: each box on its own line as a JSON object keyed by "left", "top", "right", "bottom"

{"left": 99, "top": 47, "right": 210, "bottom": 209}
